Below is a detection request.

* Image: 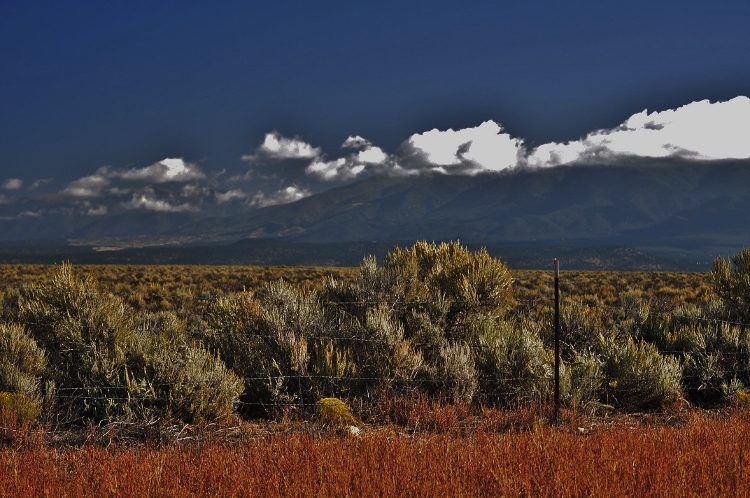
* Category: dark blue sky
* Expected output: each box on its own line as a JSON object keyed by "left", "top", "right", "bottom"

{"left": 2, "top": 0, "right": 749, "bottom": 185}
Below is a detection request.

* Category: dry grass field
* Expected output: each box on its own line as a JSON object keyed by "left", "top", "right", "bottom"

{"left": 0, "top": 263, "right": 713, "bottom": 313}
{"left": 1, "top": 258, "right": 745, "bottom": 496}
{"left": 1, "top": 407, "right": 748, "bottom": 497}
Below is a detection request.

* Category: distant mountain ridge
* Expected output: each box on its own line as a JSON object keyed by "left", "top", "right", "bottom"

{"left": 181, "top": 160, "right": 750, "bottom": 255}
{"left": 2, "top": 160, "right": 750, "bottom": 265}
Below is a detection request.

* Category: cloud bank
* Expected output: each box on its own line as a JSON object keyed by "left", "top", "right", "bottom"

{"left": 56, "top": 158, "right": 210, "bottom": 215}
{"left": 244, "top": 96, "right": 750, "bottom": 183}
{"left": 526, "top": 96, "right": 750, "bottom": 167}
{"left": 4, "top": 96, "right": 745, "bottom": 225}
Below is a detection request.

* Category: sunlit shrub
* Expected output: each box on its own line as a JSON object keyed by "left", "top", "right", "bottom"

{"left": 430, "top": 342, "right": 477, "bottom": 403}
{"left": 712, "top": 247, "right": 750, "bottom": 323}
{"left": 0, "top": 391, "right": 41, "bottom": 425}
{"left": 129, "top": 338, "right": 244, "bottom": 424}
{"left": 309, "top": 337, "right": 357, "bottom": 399}
{"left": 315, "top": 397, "right": 356, "bottom": 427}
{"left": 473, "top": 319, "right": 552, "bottom": 406}
{"left": 0, "top": 323, "right": 46, "bottom": 399}
{"left": 598, "top": 335, "right": 682, "bottom": 411}
{"left": 383, "top": 241, "right": 515, "bottom": 342}
{"left": 358, "top": 304, "right": 423, "bottom": 388}
{"left": 562, "top": 352, "right": 603, "bottom": 411}
{"left": 691, "top": 323, "right": 750, "bottom": 405}
{"left": 17, "top": 263, "right": 138, "bottom": 421}
{"left": 16, "top": 264, "right": 243, "bottom": 424}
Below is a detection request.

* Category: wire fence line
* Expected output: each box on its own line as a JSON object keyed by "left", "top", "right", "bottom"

{"left": 36, "top": 368, "right": 748, "bottom": 405}
{"left": 8, "top": 288, "right": 750, "bottom": 419}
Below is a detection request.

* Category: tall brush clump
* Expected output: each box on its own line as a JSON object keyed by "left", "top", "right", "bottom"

{"left": 383, "top": 241, "right": 515, "bottom": 343}
{"left": 472, "top": 319, "right": 552, "bottom": 407}
{"left": 324, "top": 261, "right": 425, "bottom": 399}
{"left": 376, "top": 241, "right": 515, "bottom": 401}
{"left": 0, "top": 323, "right": 46, "bottom": 400}
{"left": 361, "top": 304, "right": 423, "bottom": 389}
{"left": 681, "top": 322, "right": 750, "bottom": 406}
{"left": 712, "top": 247, "right": 750, "bottom": 323}
{"left": 597, "top": 334, "right": 682, "bottom": 411}
{"left": 255, "top": 279, "right": 347, "bottom": 408}
{"left": 199, "top": 293, "right": 272, "bottom": 416}
{"left": 16, "top": 263, "right": 139, "bottom": 422}
{"left": 131, "top": 312, "right": 244, "bottom": 424}
{"left": 15, "top": 264, "right": 242, "bottom": 424}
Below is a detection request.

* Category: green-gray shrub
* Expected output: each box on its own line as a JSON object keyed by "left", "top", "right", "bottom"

{"left": 383, "top": 241, "right": 515, "bottom": 342}
{"left": 712, "top": 247, "right": 750, "bottom": 323}
{"left": 198, "top": 293, "right": 264, "bottom": 399}
{"left": 360, "top": 304, "right": 423, "bottom": 386}
{"left": 598, "top": 335, "right": 682, "bottom": 411}
{"left": 17, "top": 263, "right": 137, "bottom": 421}
{"left": 540, "top": 300, "right": 602, "bottom": 360}
{"left": 563, "top": 352, "right": 603, "bottom": 410}
{"left": 0, "top": 323, "right": 46, "bottom": 399}
{"left": 128, "top": 336, "right": 244, "bottom": 424}
{"left": 16, "top": 264, "right": 243, "bottom": 424}
{"left": 431, "top": 341, "right": 477, "bottom": 403}
{"left": 473, "top": 319, "right": 553, "bottom": 406}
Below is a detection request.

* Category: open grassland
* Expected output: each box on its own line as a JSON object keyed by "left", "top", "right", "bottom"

{"left": 1, "top": 408, "right": 749, "bottom": 497}
{"left": 1, "top": 254, "right": 749, "bottom": 496}
{"left": 0, "top": 263, "right": 712, "bottom": 312}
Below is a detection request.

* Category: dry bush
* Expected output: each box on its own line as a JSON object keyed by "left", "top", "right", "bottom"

{"left": 384, "top": 241, "right": 515, "bottom": 342}
{"left": 473, "top": 319, "right": 553, "bottom": 407}
{"left": 0, "top": 324, "right": 46, "bottom": 399}
{"left": 712, "top": 247, "right": 750, "bottom": 323}
{"left": 315, "top": 397, "right": 356, "bottom": 427}
{"left": 11, "top": 264, "right": 242, "bottom": 425}
{"left": 598, "top": 335, "right": 683, "bottom": 411}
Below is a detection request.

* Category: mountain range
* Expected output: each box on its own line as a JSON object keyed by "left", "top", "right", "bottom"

{"left": 2, "top": 160, "right": 749, "bottom": 269}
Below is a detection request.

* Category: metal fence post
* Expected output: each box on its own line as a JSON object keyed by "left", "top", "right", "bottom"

{"left": 554, "top": 258, "right": 560, "bottom": 425}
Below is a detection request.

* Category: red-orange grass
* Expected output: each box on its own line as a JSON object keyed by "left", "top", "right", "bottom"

{"left": 1, "top": 410, "right": 749, "bottom": 497}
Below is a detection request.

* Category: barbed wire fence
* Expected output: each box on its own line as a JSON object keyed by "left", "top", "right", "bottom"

{"left": 4, "top": 267, "right": 750, "bottom": 440}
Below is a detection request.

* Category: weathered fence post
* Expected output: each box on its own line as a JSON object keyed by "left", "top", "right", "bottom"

{"left": 554, "top": 258, "right": 560, "bottom": 425}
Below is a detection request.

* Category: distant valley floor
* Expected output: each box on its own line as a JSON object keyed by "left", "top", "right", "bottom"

{"left": 0, "top": 239, "right": 721, "bottom": 271}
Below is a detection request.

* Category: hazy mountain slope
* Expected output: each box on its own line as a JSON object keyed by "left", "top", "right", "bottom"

{"left": 182, "top": 161, "right": 750, "bottom": 253}
{"left": 3, "top": 161, "right": 749, "bottom": 260}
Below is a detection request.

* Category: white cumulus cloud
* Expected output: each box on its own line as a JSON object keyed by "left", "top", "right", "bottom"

{"left": 215, "top": 189, "right": 247, "bottom": 203}
{"left": 117, "top": 158, "right": 205, "bottom": 183}
{"left": 305, "top": 96, "right": 750, "bottom": 181}
{"left": 82, "top": 201, "right": 108, "bottom": 216}
{"left": 122, "top": 189, "right": 198, "bottom": 213}
{"left": 61, "top": 167, "right": 112, "bottom": 197}
{"left": 400, "top": 120, "right": 526, "bottom": 175}
{"left": 306, "top": 136, "right": 403, "bottom": 181}
{"left": 341, "top": 135, "right": 373, "bottom": 149}
{"left": 243, "top": 132, "right": 322, "bottom": 161}
{"left": 250, "top": 185, "right": 311, "bottom": 207}
{"left": 526, "top": 96, "right": 750, "bottom": 167}
{"left": 306, "top": 123, "right": 525, "bottom": 181}
{"left": 62, "top": 159, "right": 204, "bottom": 198}
{"left": 2, "top": 178, "right": 23, "bottom": 190}
{"left": 307, "top": 157, "right": 366, "bottom": 181}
